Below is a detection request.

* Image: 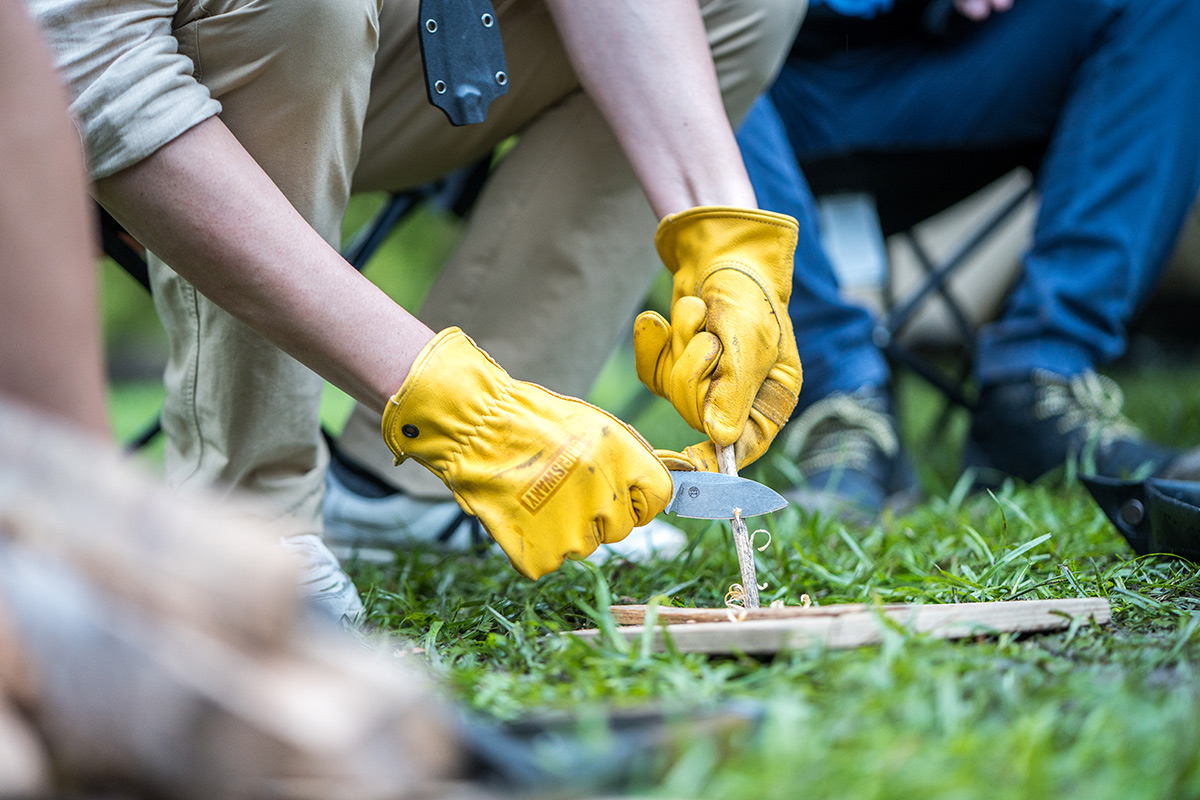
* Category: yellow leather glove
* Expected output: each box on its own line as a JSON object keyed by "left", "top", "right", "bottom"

{"left": 381, "top": 328, "right": 673, "bottom": 580}
{"left": 634, "top": 206, "right": 802, "bottom": 471}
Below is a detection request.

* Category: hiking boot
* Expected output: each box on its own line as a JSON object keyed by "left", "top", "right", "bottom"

{"left": 279, "top": 532, "right": 365, "bottom": 629}
{"left": 323, "top": 440, "right": 688, "bottom": 566}
{"left": 777, "top": 387, "right": 921, "bottom": 521}
{"left": 964, "top": 369, "right": 1200, "bottom": 486}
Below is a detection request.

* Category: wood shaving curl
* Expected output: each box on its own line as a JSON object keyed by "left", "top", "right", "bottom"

{"left": 723, "top": 583, "right": 749, "bottom": 623}
{"left": 752, "top": 528, "right": 772, "bottom": 552}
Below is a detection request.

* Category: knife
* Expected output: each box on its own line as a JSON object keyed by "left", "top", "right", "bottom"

{"left": 665, "top": 471, "right": 787, "bottom": 520}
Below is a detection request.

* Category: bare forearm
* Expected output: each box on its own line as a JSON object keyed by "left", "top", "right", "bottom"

{"left": 545, "top": 0, "right": 757, "bottom": 217}
{"left": 0, "top": 0, "right": 109, "bottom": 434}
{"left": 94, "top": 117, "right": 433, "bottom": 413}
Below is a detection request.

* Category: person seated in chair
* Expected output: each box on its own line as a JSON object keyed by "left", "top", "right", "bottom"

{"left": 738, "top": 0, "right": 1200, "bottom": 519}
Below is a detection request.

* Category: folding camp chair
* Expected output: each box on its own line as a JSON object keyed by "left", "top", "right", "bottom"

{"left": 802, "top": 145, "right": 1042, "bottom": 421}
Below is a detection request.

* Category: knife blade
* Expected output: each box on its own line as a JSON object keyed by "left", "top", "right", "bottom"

{"left": 665, "top": 471, "right": 787, "bottom": 520}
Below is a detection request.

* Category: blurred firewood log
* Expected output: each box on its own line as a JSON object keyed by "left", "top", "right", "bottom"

{"left": 0, "top": 398, "right": 467, "bottom": 799}
{"left": 0, "top": 693, "right": 49, "bottom": 796}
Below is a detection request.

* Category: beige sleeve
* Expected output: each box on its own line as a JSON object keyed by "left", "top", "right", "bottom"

{"left": 26, "top": 0, "right": 221, "bottom": 179}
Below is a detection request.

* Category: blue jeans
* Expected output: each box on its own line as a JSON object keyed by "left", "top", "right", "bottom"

{"left": 740, "top": 0, "right": 1200, "bottom": 411}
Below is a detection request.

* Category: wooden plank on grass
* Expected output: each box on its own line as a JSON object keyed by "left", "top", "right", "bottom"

{"left": 571, "top": 598, "right": 1111, "bottom": 655}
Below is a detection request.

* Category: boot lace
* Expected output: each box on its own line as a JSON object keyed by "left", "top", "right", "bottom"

{"left": 1032, "top": 369, "right": 1142, "bottom": 447}
{"left": 782, "top": 392, "right": 898, "bottom": 474}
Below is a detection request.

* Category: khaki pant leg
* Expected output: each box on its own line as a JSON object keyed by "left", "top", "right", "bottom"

{"left": 148, "top": 0, "right": 379, "bottom": 527}
{"left": 338, "top": 0, "right": 804, "bottom": 498}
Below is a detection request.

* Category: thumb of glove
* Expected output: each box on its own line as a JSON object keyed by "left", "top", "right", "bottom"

{"left": 633, "top": 310, "right": 672, "bottom": 394}
{"left": 656, "top": 421, "right": 779, "bottom": 474}
{"left": 633, "top": 297, "right": 721, "bottom": 435}
{"left": 653, "top": 443, "right": 724, "bottom": 473}
{"left": 654, "top": 448, "right": 702, "bottom": 472}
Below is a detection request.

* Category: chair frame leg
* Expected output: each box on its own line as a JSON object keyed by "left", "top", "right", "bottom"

{"left": 874, "top": 183, "right": 1035, "bottom": 416}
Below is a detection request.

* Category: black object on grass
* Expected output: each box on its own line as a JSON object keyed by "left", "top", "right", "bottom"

{"left": 1082, "top": 475, "right": 1200, "bottom": 562}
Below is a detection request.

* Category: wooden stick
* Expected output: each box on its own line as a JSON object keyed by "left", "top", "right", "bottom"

{"left": 717, "top": 444, "right": 760, "bottom": 609}
{"left": 571, "top": 597, "right": 1112, "bottom": 655}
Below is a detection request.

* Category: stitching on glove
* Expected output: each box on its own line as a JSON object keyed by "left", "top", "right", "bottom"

{"left": 698, "top": 263, "right": 786, "bottom": 337}
{"left": 457, "top": 377, "right": 514, "bottom": 468}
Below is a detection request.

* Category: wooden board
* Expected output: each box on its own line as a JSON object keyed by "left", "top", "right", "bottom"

{"left": 570, "top": 598, "right": 1111, "bottom": 655}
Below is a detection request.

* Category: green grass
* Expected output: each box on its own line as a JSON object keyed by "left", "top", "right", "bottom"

{"left": 102, "top": 204, "right": 1200, "bottom": 800}
{"left": 345, "top": 383, "right": 1200, "bottom": 799}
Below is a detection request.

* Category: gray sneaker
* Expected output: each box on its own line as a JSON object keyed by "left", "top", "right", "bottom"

{"left": 778, "top": 388, "right": 921, "bottom": 521}
{"left": 279, "top": 532, "right": 364, "bottom": 628}
{"left": 323, "top": 442, "right": 687, "bottom": 565}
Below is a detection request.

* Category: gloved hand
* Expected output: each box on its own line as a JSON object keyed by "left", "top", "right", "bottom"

{"left": 634, "top": 206, "right": 802, "bottom": 471}
{"left": 381, "top": 327, "right": 673, "bottom": 580}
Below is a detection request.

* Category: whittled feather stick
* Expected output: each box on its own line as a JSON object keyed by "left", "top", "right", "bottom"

{"left": 717, "top": 444, "right": 760, "bottom": 609}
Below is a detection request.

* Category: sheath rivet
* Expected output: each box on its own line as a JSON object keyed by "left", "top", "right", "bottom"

{"left": 1119, "top": 498, "right": 1145, "bottom": 527}
{"left": 402, "top": 424, "right": 420, "bottom": 439}
{"left": 481, "top": 13, "right": 494, "bottom": 26}
{"left": 434, "top": 80, "right": 447, "bottom": 94}
{"left": 425, "top": 18, "right": 437, "bottom": 33}
{"left": 495, "top": 71, "right": 508, "bottom": 86}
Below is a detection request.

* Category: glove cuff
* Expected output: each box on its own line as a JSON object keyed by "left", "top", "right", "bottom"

{"left": 654, "top": 205, "right": 799, "bottom": 278}
{"left": 381, "top": 327, "right": 505, "bottom": 472}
